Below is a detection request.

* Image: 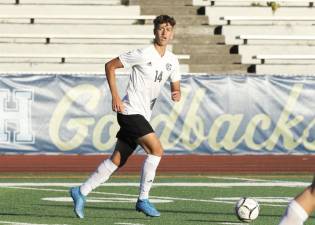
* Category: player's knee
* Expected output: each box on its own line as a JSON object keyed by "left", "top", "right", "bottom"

{"left": 118, "top": 159, "right": 127, "bottom": 168}
{"left": 110, "top": 156, "right": 121, "bottom": 168}
{"left": 117, "top": 153, "right": 131, "bottom": 168}
{"left": 151, "top": 148, "right": 164, "bottom": 157}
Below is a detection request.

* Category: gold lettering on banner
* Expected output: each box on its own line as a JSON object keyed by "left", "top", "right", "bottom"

{"left": 49, "top": 84, "right": 100, "bottom": 151}
{"left": 49, "top": 82, "right": 312, "bottom": 152}
{"left": 244, "top": 114, "right": 272, "bottom": 150}
{"left": 264, "top": 84, "right": 304, "bottom": 150}
{"left": 151, "top": 87, "right": 206, "bottom": 150}
{"left": 154, "top": 83, "right": 306, "bottom": 152}
{"left": 302, "top": 118, "right": 315, "bottom": 150}
{"left": 93, "top": 114, "right": 119, "bottom": 151}
{"left": 208, "top": 114, "right": 244, "bottom": 151}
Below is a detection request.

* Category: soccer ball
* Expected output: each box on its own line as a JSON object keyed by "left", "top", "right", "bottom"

{"left": 235, "top": 197, "right": 260, "bottom": 222}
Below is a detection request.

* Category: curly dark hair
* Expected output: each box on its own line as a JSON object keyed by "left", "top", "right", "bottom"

{"left": 153, "top": 15, "right": 176, "bottom": 31}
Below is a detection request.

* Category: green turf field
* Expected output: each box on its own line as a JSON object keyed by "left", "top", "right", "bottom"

{"left": 0, "top": 174, "right": 314, "bottom": 225}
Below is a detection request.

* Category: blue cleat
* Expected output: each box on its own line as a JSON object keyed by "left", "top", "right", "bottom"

{"left": 136, "top": 199, "right": 160, "bottom": 217}
{"left": 70, "top": 186, "right": 86, "bottom": 219}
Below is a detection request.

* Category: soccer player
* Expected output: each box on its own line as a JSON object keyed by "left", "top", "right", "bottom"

{"left": 69, "top": 15, "right": 181, "bottom": 219}
{"left": 278, "top": 176, "right": 315, "bottom": 225}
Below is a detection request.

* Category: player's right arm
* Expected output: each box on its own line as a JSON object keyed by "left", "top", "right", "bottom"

{"left": 105, "top": 57, "right": 125, "bottom": 112}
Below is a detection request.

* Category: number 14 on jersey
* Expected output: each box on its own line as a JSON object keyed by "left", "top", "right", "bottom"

{"left": 154, "top": 71, "right": 163, "bottom": 83}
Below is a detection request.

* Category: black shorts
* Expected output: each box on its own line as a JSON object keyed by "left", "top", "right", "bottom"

{"left": 116, "top": 113, "right": 154, "bottom": 150}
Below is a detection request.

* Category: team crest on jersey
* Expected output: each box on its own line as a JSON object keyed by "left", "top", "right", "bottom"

{"left": 166, "top": 63, "right": 172, "bottom": 71}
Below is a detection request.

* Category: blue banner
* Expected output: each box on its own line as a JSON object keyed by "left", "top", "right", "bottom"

{"left": 0, "top": 74, "right": 315, "bottom": 155}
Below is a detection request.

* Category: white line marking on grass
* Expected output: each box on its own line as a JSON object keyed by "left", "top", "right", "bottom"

{"left": 218, "top": 223, "right": 247, "bottom": 225}
{"left": 3, "top": 186, "right": 289, "bottom": 207}
{"left": 0, "top": 182, "right": 309, "bottom": 187}
{"left": 0, "top": 183, "right": 80, "bottom": 187}
{"left": 42, "top": 197, "right": 173, "bottom": 204}
{"left": 213, "top": 197, "right": 291, "bottom": 207}
{"left": 115, "top": 223, "right": 145, "bottom": 225}
{"left": 207, "top": 176, "right": 270, "bottom": 182}
{"left": 0, "top": 221, "right": 68, "bottom": 225}
{"left": 215, "top": 197, "right": 292, "bottom": 203}
{"left": 4, "top": 186, "right": 69, "bottom": 192}
{"left": 2, "top": 186, "right": 238, "bottom": 205}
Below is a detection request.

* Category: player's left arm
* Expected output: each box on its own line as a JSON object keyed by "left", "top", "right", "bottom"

{"left": 171, "top": 81, "right": 181, "bottom": 102}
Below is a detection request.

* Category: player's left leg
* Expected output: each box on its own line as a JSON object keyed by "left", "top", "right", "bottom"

{"left": 135, "top": 132, "right": 163, "bottom": 217}
{"left": 80, "top": 140, "right": 134, "bottom": 196}
{"left": 70, "top": 140, "right": 135, "bottom": 219}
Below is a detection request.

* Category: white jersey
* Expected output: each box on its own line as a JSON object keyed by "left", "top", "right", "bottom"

{"left": 119, "top": 45, "right": 180, "bottom": 121}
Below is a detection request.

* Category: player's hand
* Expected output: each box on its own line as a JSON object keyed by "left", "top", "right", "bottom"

{"left": 171, "top": 91, "right": 181, "bottom": 102}
{"left": 112, "top": 96, "right": 125, "bottom": 112}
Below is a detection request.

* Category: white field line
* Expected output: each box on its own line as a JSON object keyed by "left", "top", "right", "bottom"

{"left": 42, "top": 197, "right": 172, "bottom": 204}
{"left": 207, "top": 176, "right": 272, "bottom": 182}
{"left": 3, "top": 186, "right": 287, "bottom": 207}
{"left": 0, "top": 182, "right": 309, "bottom": 187}
{"left": 115, "top": 223, "right": 145, "bottom": 225}
{"left": 218, "top": 223, "right": 247, "bottom": 225}
{"left": 4, "top": 186, "right": 234, "bottom": 204}
{"left": 0, "top": 221, "right": 68, "bottom": 225}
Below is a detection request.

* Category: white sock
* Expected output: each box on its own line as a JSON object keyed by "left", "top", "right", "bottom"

{"left": 80, "top": 159, "right": 118, "bottom": 196}
{"left": 139, "top": 154, "right": 161, "bottom": 200}
{"left": 279, "top": 200, "right": 309, "bottom": 225}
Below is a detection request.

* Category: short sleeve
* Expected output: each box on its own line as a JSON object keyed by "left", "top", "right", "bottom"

{"left": 170, "top": 58, "right": 181, "bottom": 82}
{"left": 119, "top": 48, "right": 144, "bottom": 69}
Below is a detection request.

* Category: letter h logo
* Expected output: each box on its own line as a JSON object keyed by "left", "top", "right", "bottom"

{"left": 0, "top": 89, "right": 34, "bottom": 144}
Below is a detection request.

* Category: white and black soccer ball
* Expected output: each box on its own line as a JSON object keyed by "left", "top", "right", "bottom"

{"left": 235, "top": 197, "right": 260, "bottom": 222}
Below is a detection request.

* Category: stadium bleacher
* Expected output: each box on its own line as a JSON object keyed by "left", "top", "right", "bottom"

{"left": 0, "top": 0, "right": 314, "bottom": 75}
{"left": 0, "top": 1, "right": 162, "bottom": 74}
{"left": 202, "top": 0, "right": 315, "bottom": 75}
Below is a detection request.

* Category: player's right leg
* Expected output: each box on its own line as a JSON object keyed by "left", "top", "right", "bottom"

{"left": 69, "top": 140, "right": 134, "bottom": 218}
{"left": 278, "top": 176, "right": 315, "bottom": 225}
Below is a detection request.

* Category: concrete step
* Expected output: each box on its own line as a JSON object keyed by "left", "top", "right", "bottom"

{"left": 141, "top": 6, "right": 199, "bottom": 15}
{"left": 189, "top": 64, "right": 249, "bottom": 74}
{"left": 173, "top": 44, "right": 235, "bottom": 54}
{"left": 175, "top": 25, "right": 215, "bottom": 35}
{"left": 0, "top": 24, "right": 152, "bottom": 35}
{"left": 174, "top": 15, "right": 208, "bottom": 25}
{"left": 173, "top": 35, "right": 224, "bottom": 44}
{"left": 139, "top": 0, "right": 192, "bottom": 6}
{"left": 0, "top": 5, "right": 140, "bottom": 16}
{"left": 1, "top": 0, "right": 14, "bottom": 4}
{"left": 15, "top": 0, "right": 122, "bottom": 5}
{"left": 255, "top": 64, "right": 315, "bottom": 75}
{"left": 238, "top": 45, "right": 315, "bottom": 64}
{"left": 206, "top": 6, "right": 315, "bottom": 25}
{"left": 0, "top": 62, "right": 189, "bottom": 74}
{"left": 222, "top": 25, "right": 315, "bottom": 45}
{"left": 189, "top": 54, "right": 241, "bottom": 64}
{"left": 0, "top": 43, "right": 149, "bottom": 54}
